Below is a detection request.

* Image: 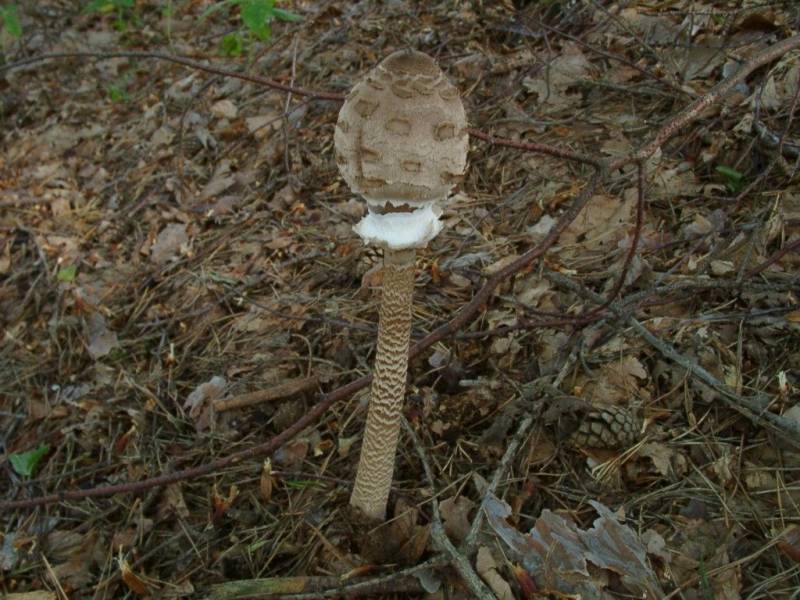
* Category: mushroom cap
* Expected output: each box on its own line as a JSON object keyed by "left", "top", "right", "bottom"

{"left": 334, "top": 49, "right": 468, "bottom": 207}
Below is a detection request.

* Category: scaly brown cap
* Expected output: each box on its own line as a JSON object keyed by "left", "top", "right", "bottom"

{"left": 334, "top": 49, "right": 468, "bottom": 206}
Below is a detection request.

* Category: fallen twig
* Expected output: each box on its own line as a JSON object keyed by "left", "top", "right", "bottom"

{"left": 206, "top": 559, "right": 442, "bottom": 600}
{"left": 0, "top": 376, "right": 366, "bottom": 510}
{"left": 743, "top": 238, "right": 800, "bottom": 279}
{"left": 467, "top": 127, "right": 601, "bottom": 167}
{"left": 215, "top": 376, "right": 319, "bottom": 412}
{"left": 611, "top": 33, "right": 800, "bottom": 170}
{"left": 463, "top": 413, "right": 535, "bottom": 555}
{"left": 1, "top": 51, "right": 606, "bottom": 164}
{"left": 402, "top": 418, "right": 496, "bottom": 600}
{"left": 0, "top": 51, "right": 345, "bottom": 100}
{"left": 463, "top": 348, "right": 579, "bottom": 554}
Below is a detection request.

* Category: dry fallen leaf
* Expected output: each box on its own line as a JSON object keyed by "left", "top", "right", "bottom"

{"left": 357, "top": 499, "right": 430, "bottom": 566}
{"left": 211, "top": 99, "right": 237, "bottom": 119}
{"left": 617, "top": 8, "right": 681, "bottom": 45}
{"left": 636, "top": 442, "right": 689, "bottom": 480}
{"left": 86, "top": 312, "right": 119, "bottom": 360}
{"left": 669, "top": 518, "right": 742, "bottom": 596}
{"left": 119, "top": 558, "right": 151, "bottom": 596}
{"left": 522, "top": 42, "right": 593, "bottom": 109}
{"left": 390, "top": 500, "right": 430, "bottom": 565}
{"left": 484, "top": 493, "right": 663, "bottom": 598}
{"left": 183, "top": 376, "right": 226, "bottom": 431}
{"left": 556, "top": 193, "right": 635, "bottom": 260}
{"left": 198, "top": 164, "right": 237, "bottom": 202}
{"left": 440, "top": 496, "right": 475, "bottom": 543}
{"left": 476, "top": 546, "right": 514, "bottom": 600}
{"left": 776, "top": 525, "right": 800, "bottom": 563}
{"left": 45, "top": 528, "right": 104, "bottom": 590}
{"left": 150, "top": 223, "right": 189, "bottom": 264}
{"left": 574, "top": 354, "right": 648, "bottom": 405}
{"left": 259, "top": 459, "right": 274, "bottom": 503}
{"left": 157, "top": 483, "right": 190, "bottom": 521}
{"left": 273, "top": 439, "right": 309, "bottom": 470}
{"left": 246, "top": 112, "right": 282, "bottom": 140}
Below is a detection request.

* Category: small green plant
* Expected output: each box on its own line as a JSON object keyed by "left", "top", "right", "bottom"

{"left": 106, "top": 73, "right": 131, "bottom": 103}
{"left": 84, "top": 0, "right": 135, "bottom": 31}
{"left": 57, "top": 264, "right": 78, "bottom": 282}
{"left": 107, "top": 83, "right": 128, "bottom": 102}
{"left": 697, "top": 557, "right": 714, "bottom": 600}
{"left": 220, "top": 32, "right": 245, "bottom": 57}
{"left": 162, "top": 1, "right": 174, "bottom": 43}
{"left": 201, "top": 0, "right": 301, "bottom": 57}
{"left": 0, "top": 3, "right": 22, "bottom": 38}
{"left": 715, "top": 165, "right": 745, "bottom": 194}
{"left": 9, "top": 443, "right": 50, "bottom": 477}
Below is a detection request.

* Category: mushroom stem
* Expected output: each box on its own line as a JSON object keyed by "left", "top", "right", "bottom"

{"left": 350, "top": 247, "right": 416, "bottom": 521}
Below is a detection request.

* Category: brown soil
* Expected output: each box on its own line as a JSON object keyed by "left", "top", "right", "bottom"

{"left": 2, "top": 2, "right": 800, "bottom": 598}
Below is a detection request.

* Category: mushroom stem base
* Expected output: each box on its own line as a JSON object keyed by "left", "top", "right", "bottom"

{"left": 350, "top": 247, "right": 416, "bottom": 521}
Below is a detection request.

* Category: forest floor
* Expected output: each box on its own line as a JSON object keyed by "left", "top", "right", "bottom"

{"left": 2, "top": 1, "right": 800, "bottom": 599}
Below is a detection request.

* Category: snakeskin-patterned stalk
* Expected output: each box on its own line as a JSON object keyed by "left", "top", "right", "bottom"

{"left": 350, "top": 248, "right": 415, "bottom": 521}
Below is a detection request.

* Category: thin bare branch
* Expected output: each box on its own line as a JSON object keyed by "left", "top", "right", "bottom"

{"left": 0, "top": 51, "right": 346, "bottom": 101}
{"left": 611, "top": 34, "right": 800, "bottom": 170}
{"left": 403, "top": 419, "right": 496, "bottom": 600}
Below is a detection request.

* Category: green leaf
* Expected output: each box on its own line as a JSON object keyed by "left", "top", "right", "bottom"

{"left": 285, "top": 479, "right": 324, "bottom": 490}
{"left": 9, "top": 443, "right": 49, "bottom": 477}
{"left": 219, "top": 32, "right": 244, "bottom": 57}
{"left": 1, "top": 4, "right": 22, "bottom": 38}
{"left": 715, "top": 165, "right": 743, "bottom": 181}
{"left": 107, "top": 84, "right": 127, "bottom": 102}
{"left": 247, "top": 539, "right": 269, "bottom": 552}
{"left": 57, "top": 264, "right": 78, "bottom": 282}
{"left": 715, "top": 165, "right": 744, "bottom": 193}
{"left": 240, "top": 0, "right": 274, "bottom": 41}
{"left": 272, "top": 7, "right": 302, "bottom": 22}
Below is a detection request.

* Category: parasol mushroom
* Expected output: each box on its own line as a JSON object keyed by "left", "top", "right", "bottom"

{"left": 334, "top": 49, "right": 468, "bottom": 521}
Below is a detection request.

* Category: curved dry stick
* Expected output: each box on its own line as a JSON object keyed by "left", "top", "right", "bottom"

{"left": 0, "top": 376, "right": 365, "bottom": 510}
{"left": 611, "top": 33, "right": 800, "bottom": 170}
{"left": 467, "top": 127, "right": 601, "bottom": 167}
{"left": 485, "top": 161, "right": 646, "bottom": 330}
{"left": 411, "top": 172, "right": 602, "bottom": 355}
{"left": 744, "top": 237, "right": 800, "bottom": 279}
{"left": 0, "top": 51, "right": 346, "bottom": 101}
{"left": 2, "top": 51, "right": 596, "bottom": 164}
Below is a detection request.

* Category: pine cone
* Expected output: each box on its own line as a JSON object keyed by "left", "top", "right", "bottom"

{"left": 355, "top": 245, "right": 383, "bottom": 279}
{"left": 568, "top": 405, "right": 642, "bottom": 450}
